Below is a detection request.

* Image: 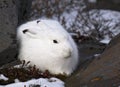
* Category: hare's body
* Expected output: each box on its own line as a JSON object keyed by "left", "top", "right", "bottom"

{"left": 17, "top": 19, "right": 78, "bottom": 75}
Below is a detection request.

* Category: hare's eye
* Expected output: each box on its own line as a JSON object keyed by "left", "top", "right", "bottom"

{"left": 53, "top": 40, "right": 58, "bottom": 44}
{"left": 23, "top": 29, "right": 28, "bottom": 34}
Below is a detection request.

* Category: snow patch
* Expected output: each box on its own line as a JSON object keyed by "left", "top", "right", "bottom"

{"left": 100, "top": 39, "right": 110, "bottom": 44}
{"left": 0, "top": 78, "right": 64, "bottom": 87}
{"left": 14, "top": 79, "right": 20, "bottom": 83}
{"left": 0, "top": 74, "right": 8, "bottom": 81}
{"left": 94, "top": 54, "right": 101, "bottom": 57}
{"left": 61, "top": 11, "right": 78, "bottom": 29}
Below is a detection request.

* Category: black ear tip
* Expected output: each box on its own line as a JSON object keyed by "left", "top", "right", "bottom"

{"left": 37, "top": 20, "right": 41, "bottom": 23}
{"left": 23, "top": 29, "right": 28, "bottom": 34}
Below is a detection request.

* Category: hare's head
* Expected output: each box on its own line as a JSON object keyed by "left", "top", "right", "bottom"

{"left": 17, "top": 19, "right": 78, "bottom": 59}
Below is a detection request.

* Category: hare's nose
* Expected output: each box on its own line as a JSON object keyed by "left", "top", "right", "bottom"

{"left": 65, "top": 49, "right": 72, "bottom": 59}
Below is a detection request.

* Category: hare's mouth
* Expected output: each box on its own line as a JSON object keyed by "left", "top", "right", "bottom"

{"left": 64, "top": 54, "right": 71, "bottom": 59}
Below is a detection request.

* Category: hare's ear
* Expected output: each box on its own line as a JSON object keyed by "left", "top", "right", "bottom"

{"left": 22, "top": 29, "right": 37, "bottom": 35}
{"left": 22, "top": 29, "right": 38, "bottom": 38}
{"left": 36, "top": 20, "right": 41, "bottom": 24}
{"left": 23, "top": 29, "right": 28, "bottom": 34}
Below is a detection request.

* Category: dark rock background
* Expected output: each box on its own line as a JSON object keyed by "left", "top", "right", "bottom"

{"left": 0, "top": 0, "right": 32, "bottom": 66}
{"left": 0, "top": 0, "right": 17, "bottom": 53}
{"left": 86, "top": 0, "right": 120, "bottom": 11}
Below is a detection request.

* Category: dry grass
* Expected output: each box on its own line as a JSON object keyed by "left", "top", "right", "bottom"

{"left": 0, "top": 60, "right": 67, "bottom": 85}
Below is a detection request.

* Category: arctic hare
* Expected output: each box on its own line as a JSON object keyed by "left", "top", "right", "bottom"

{"left": 17, "top": 19, "right": 78, "bottom": 76}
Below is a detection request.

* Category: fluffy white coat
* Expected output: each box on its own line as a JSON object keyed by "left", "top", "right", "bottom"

{"left": 17, "top": 19, "right": 78, "bottom": 76}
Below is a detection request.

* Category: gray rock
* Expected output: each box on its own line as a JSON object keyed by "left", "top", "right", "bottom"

{"left": 78, "top": 41, "right": 106, "bottom": 62}
{"left": 65, "top": 34, "right": 120, "bottom": 87}
{"left": 106, "top": 33, "right": 120, "bottom": 50}
{"left": 16, "top": 0, "right": 32, "bottom": 24}
{"left": 0, "top": 0, "right": 32, "bottom": 66}
{"left": 0, "top": 0, "right": 18, "bottom": 52}
{"left": 0, "top": 45, "right": 18, "bottom": 67}
{"left": 111, "top": 0, "right": 120, "bottom": 4}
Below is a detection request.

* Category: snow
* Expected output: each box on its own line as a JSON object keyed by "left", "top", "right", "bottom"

{"left": 14, "top": 79, "right": 20, "bottom": 83}
{"left": 61, "top": 11, "right": 78, "bottom": 29}
{"left": 0, "top": 64, "right": 65, "bottom": 87}
{"left": 87, "top": 10, "right": 120, "bottom": 43}
{"left": 62, "top": 9, "right": 120, "bottom": 44}
{"left": 100, "top": 39, "right": 110, "bottom": 44}
{"left": 94, "top": 54, "right": 101, "bottom": 57}
{"left": 0, "top": 74, "right": 8, "bottom": 81}
{"left": 0, "top": 77, "right": 64, "bottom": 87}
{"left": 90, "top": 10, "right": 120, "bottom": 37}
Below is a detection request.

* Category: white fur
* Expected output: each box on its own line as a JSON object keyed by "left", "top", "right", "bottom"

{"left": 17, "top": 19, "right": 78, "bottom": 76}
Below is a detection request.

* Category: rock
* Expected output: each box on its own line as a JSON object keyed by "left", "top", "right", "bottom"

{"left": 0, "top": 0, "right": 32, "bottom": 66}
{"left": 77, "top": 41, "right": 106, "bottom": 62}
{"left": 106, "top": 33, "right": 120, "bottom": 50}
{"left": 16, "top": 0, "right": 32, "bottom": 24}
{"left": 65, "top": 34, "right": 120, "bottom": 87}
{"left": 0, "top": 0, "right": 18, "bottom": 53}
{"left": 0, "top": 45, "right": 18, "bottom": 67}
